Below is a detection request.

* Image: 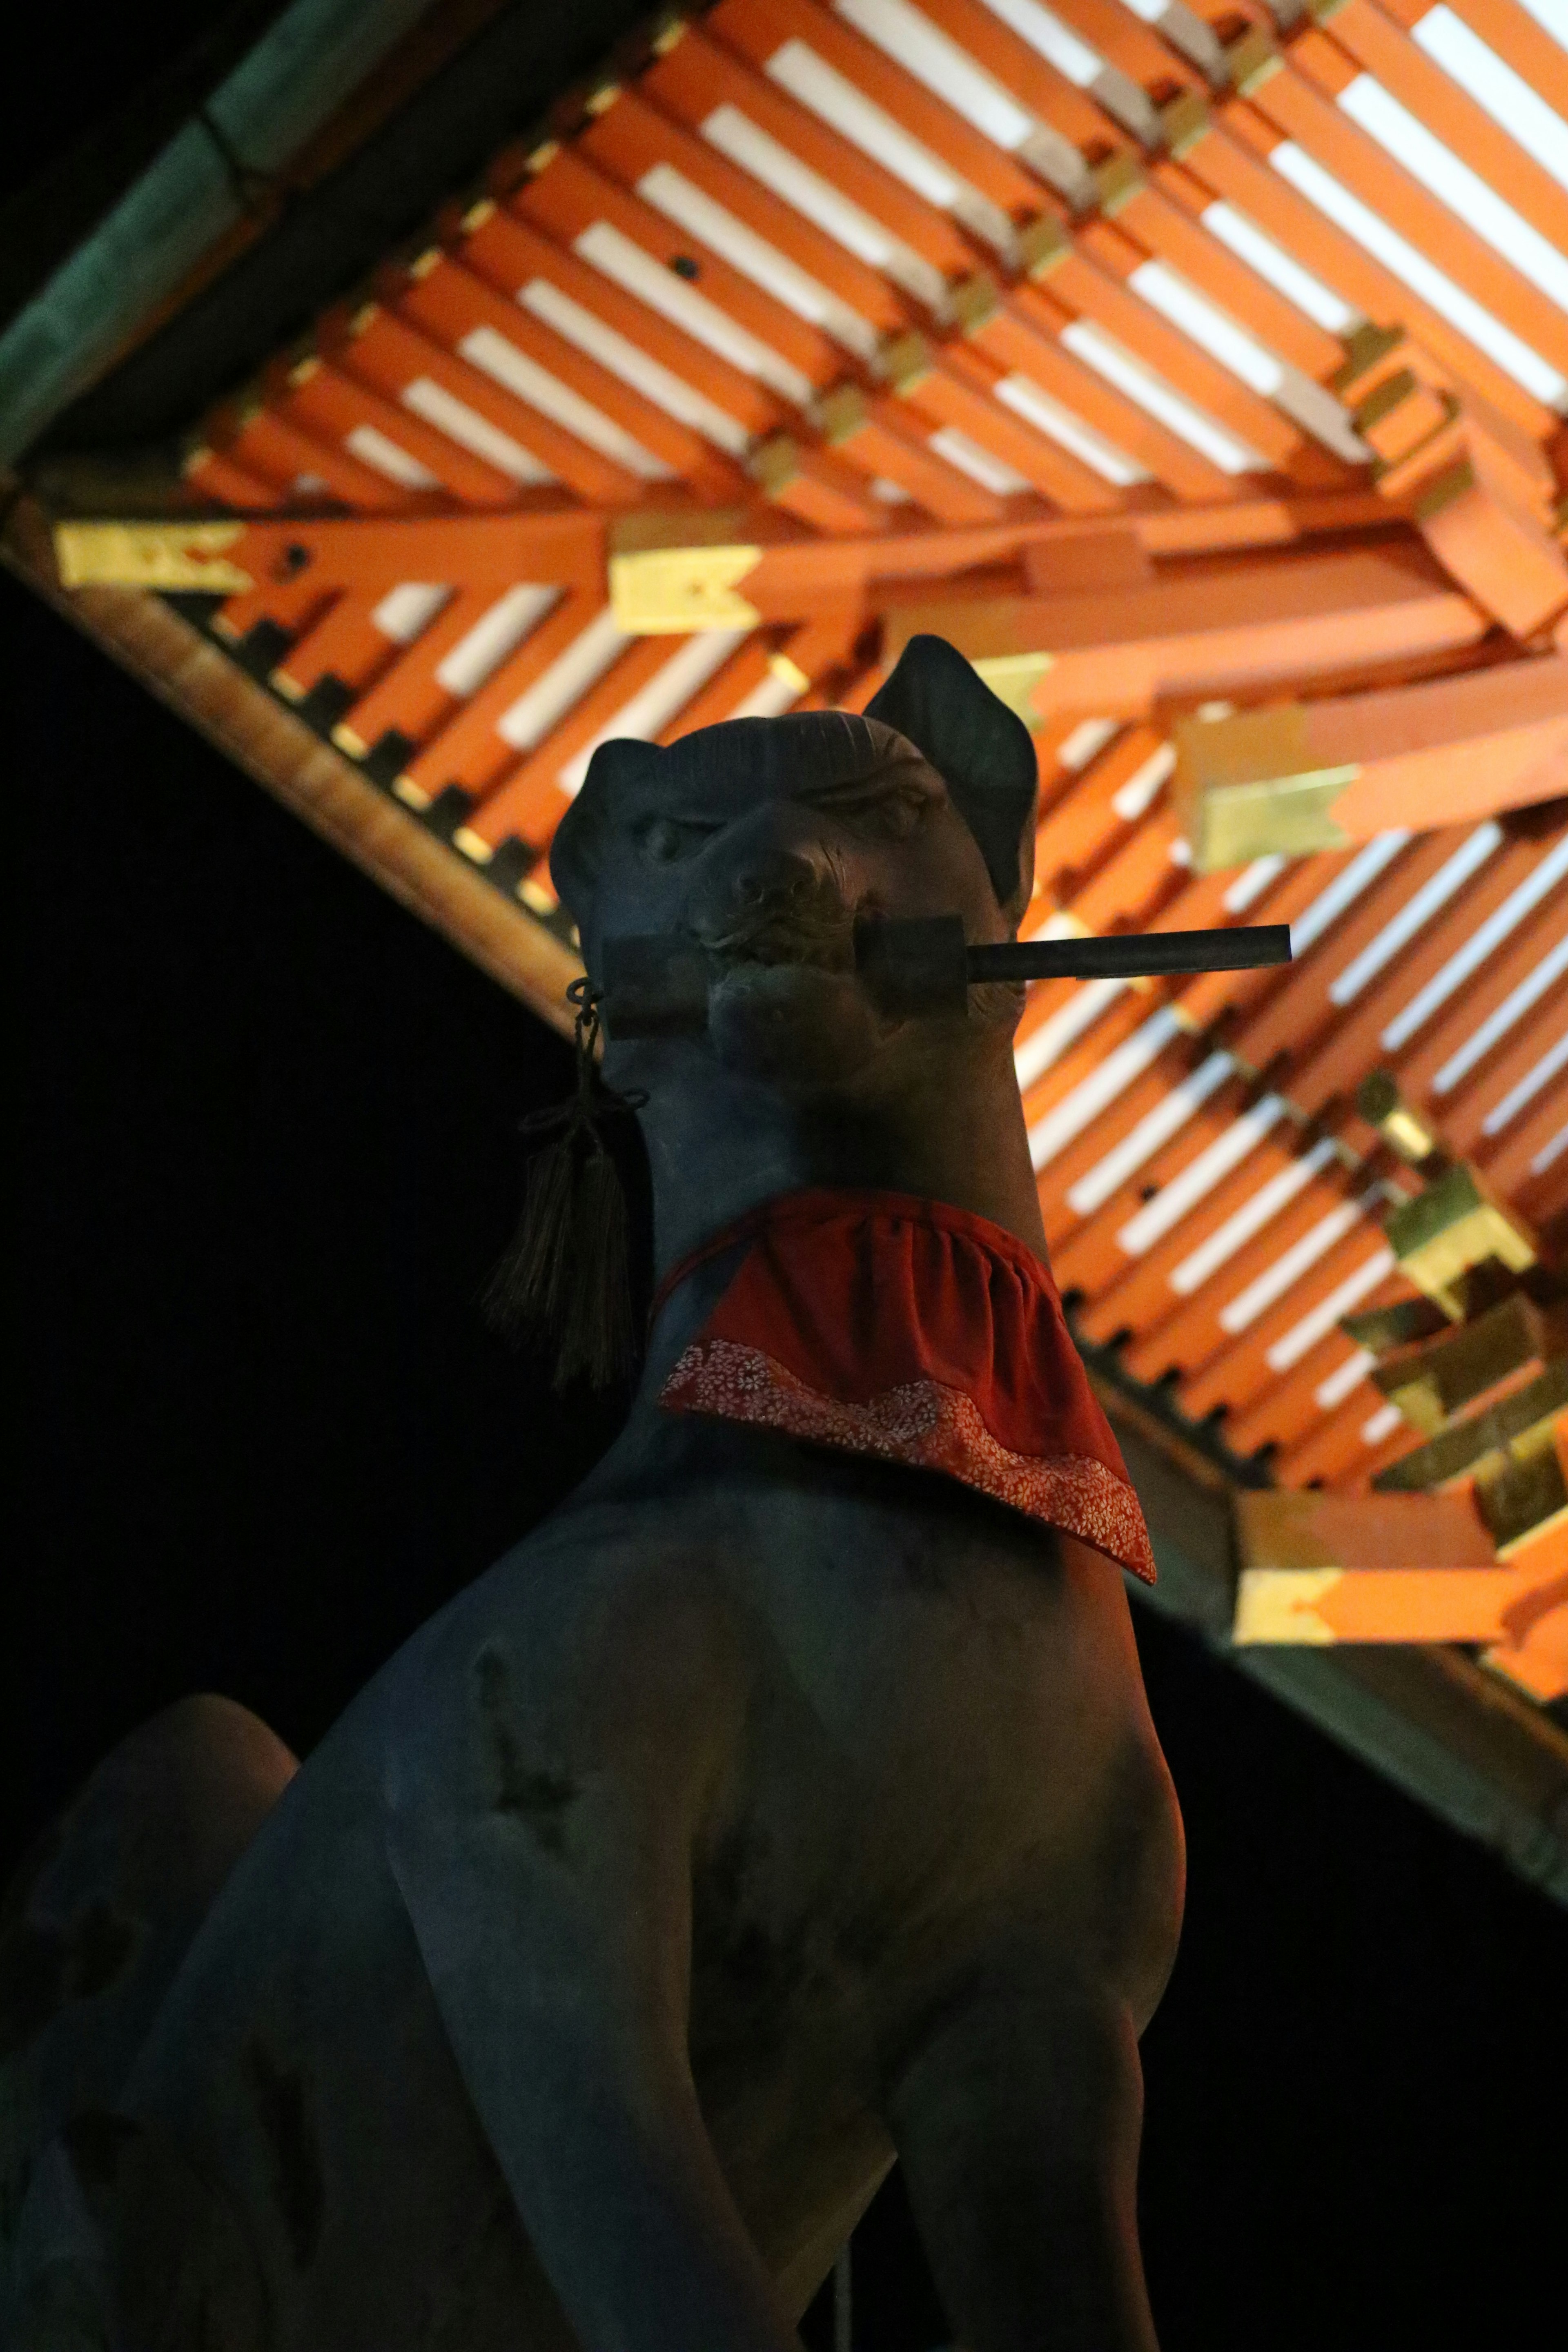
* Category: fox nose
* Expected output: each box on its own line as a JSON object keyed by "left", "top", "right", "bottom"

{"left": 729, "top": 846, "right": 819, "bottom": 912}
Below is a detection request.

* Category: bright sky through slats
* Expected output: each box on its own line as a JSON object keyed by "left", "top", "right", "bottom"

{"left": 345, "top": 425, "right": 440, "bottom": 487}
{"left": 1267, "top": 1247, "right": 1396, "bottom": 1373}
{"left": 1029, "top": 1007, "right": 1186, "bottom": 1170}
{"left": 1381, "top": 834, "right": 1568, "bottom": 1050}
{"left": 635, "top": 165, "right": 880, "bottom": 358}
{"left": 979, "top": 0, "right": 1100, "bottom": 84}
{"left": 1218, "top": 1196, "right": 1366, "bottom": 1335}
{"left": 1060, "top": 320, "right": 1264, "bottom": 472}
{"left": 1015, "top": 975, "right": 1128, "bottom": 1090}
{"left": 699, "top": 105, "right": 948, "bottom": 313}
{"left": 837, "top": 0, "right": 1036, "bottom": 150}
{"left": 494, "top": 607, "right": 625, "bottom": 751}
{"left": 1067, "top": 1051, "right": 1236, "bottom": 1217}
{"left": 1316, "top": 1348, "right": 1376, "bottom": 1410}
{"left": 574, "top": 220, "right": 815, "bottom": 403}
{"left": 766, "top": 37, "right": 1014, "bottom": 249}
{"left": 1328, "top": 825, "right": 1502, "bottom": 1006}
{"left": 458, "top": 327, "right": 674, "bottom": 474}
{"left": 993, "top": 374, "right": 1148, "bottom": 484}
{"left": 1200, "top": 201, "right": 1360, "bottom": 334}
{"left": 1116, "top": 1097, "right": 1288, "bottom": 1258}
{"left": 371, "top": 582, "right": 450, "bottom": 642}
{"left": 558, "top": 629, "right": 748, "bottom": 793}
{"left": 434, "top": 585, "right": 557, "bottom": 697}
{"left": 520, "top": 276, "right": 753, "bottom": 451}
{"left": 1412, "top": 8, "right": 1568, "bottom": 198}
{"left": 1167, "top": 1135, "right": 1336, "bottom": 1296}
{"left": 1290, "top": 834, "right": 1410, "bottom": 956}
{"left": 1337, "top": 76, "right": 1568, "bottom": 321}
{"left": 1481, "top": 1026, "right": 1568, "bottom": 1136}
{"left": 1433, "top": 931, "right": 1568, "bottom": 1095}
{"left": 400, "top": 377, "right": 553, "bottom": 482}
{"left": 1268, "top": 141, "right": 1568, "bottom": 405}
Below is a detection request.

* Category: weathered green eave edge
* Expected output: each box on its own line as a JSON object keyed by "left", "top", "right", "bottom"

{"left": 1108, "top": 1411, "right": 1568, "bottom": 1911}
{"left": 0, "top": 0, "right": 437, "bottom": 467}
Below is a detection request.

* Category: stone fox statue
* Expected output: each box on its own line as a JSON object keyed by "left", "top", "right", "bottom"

{"left": 2, "top": 635, "right": 1183, "bottom": 2351}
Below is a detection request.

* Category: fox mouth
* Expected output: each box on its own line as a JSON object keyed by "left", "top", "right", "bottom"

{"left": 698, "top": 913, "right": 858, "bottom": 973}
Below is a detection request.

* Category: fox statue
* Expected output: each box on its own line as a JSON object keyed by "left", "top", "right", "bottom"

{"left": 2, "top": 635, "right": 1183, "bottom": 2352}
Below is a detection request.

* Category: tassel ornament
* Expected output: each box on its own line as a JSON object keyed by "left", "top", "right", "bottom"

{"left": 481, "top": 979, "right": 645, "bottom": 1392}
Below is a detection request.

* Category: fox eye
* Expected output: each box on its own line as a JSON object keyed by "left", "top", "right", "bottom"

{"left": 838, "top": 788, "right": 928, "bottom": 841}
{"left": 639, "top": 815, "right": 720, "bottom": 863}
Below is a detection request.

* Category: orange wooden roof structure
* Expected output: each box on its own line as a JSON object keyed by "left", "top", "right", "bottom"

{"left": 9, "top": 0, "right": 1568, "bottom": 1868}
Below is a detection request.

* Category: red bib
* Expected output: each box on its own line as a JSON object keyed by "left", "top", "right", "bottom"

{"left": 656, "top": 1188, "right": 1155, "bottom": 1584}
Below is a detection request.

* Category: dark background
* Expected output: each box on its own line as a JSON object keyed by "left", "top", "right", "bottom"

{"left": 6, "top": 6, "right": 1568, "bottom": 2345}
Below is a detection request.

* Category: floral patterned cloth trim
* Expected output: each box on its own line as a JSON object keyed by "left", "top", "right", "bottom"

{"left": 661, "top": 1336, "right": 1156, "bottom": 1581}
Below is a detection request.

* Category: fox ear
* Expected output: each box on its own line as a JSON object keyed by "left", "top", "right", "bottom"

{"left": 550, "top": 736, "right": 663, "bottom": 940}
{"left": 866, "top": 635, "right": 1038, "bottom": 920}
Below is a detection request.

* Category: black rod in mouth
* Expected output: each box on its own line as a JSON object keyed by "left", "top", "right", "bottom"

{"left": 853, "top": 916, "right": 1291, "bottom": 1018}
{"left": 598, "top": 920, "right": 1292, "bottom": 1036}
{"left": 973, "top": 924, "right": 1292, "bottom": 982}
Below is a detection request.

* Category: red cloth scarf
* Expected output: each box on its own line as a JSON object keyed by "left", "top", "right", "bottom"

{"left": 655, "top": 1188, "right": 1155, "bottom": 1584}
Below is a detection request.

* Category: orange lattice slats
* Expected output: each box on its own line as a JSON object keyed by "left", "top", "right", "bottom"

{"left": 143, "top": 0, "right": 1568, "bottom": 1576}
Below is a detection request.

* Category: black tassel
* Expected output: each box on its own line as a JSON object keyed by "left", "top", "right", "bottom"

{"left": 481, "top": 979, "right": 645, "bottom": 1392}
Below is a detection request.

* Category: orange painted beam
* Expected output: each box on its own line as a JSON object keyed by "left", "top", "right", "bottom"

{"left": 1032, "top": 725, "right": 1171, "bottom": 896}
{"left": 963, "top": 274, "right": 1238, "bottom": 503}
{"left": 271, "top": 509, "right": 604, "bottom": 593}
{"left": 1243, "top": 42, "right": 1568, "bottom": 390}
{"left": 270, "top": 594, "right": 399, "bottom": 704}
{"left": 182, "top": 443, "right": 285, "bottom": 509}
{"left": 330, "top": 584, "right": 493, "bottom": 762}
{"left": 1234, "top": 1492, "right": 1568, "bottom": 1649}
{"left": 643, "top": 17, "right": 976, "bottom": 288}
{"left": 816, "top": 383, "right": 1011, "bottom": 524}
{"left": 278, "top": 352, "right": 521, "bottom": 506}
{"left": 1175, "top": 1220, "right": 1396, "bottom": 1421}
{"left": 1060, "top": 806, "right": 1187, "bottom": 935}
{"left": 462, "top": 632, "right": 682, "bottom": 850}
{"left": 712, "top": 0, "right": 1041, "bottom": 229}
{"left": 577, "top": 81, "right": 911, "bottom": 346}
{"left": 750, "top": 434, "right": 892, "bottom": 533}
{"left": 328, "top": 297, "right": 641, "bottom": 505}
{"left": 206, "top": 398, "right": 437, "bottom": 512}
{"left": 391, "top": 248, "right": 748, "bottom": 502}
{"left": 883, "top": 331, "right": 1123, "bottom": 514}
{"left": 884, "top": 544, "right": 1488, "bottom": 722}
{"left": 1176, "top": 658, "right": 1568, "bottom": 862}
{"left": 1176, "top": 98, "right": 1556, "bottom": 440}
{"left": 208, "top": 570, "right": 337, "bottom": 650}
{"left": 398, "top": 588, "right": 604, "bottom": 806}
{"left": 517, "top": 144, "right": 829, "bottom": 405}
{"left": 463, "top": 196, "right": 787, "bottom": 443}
